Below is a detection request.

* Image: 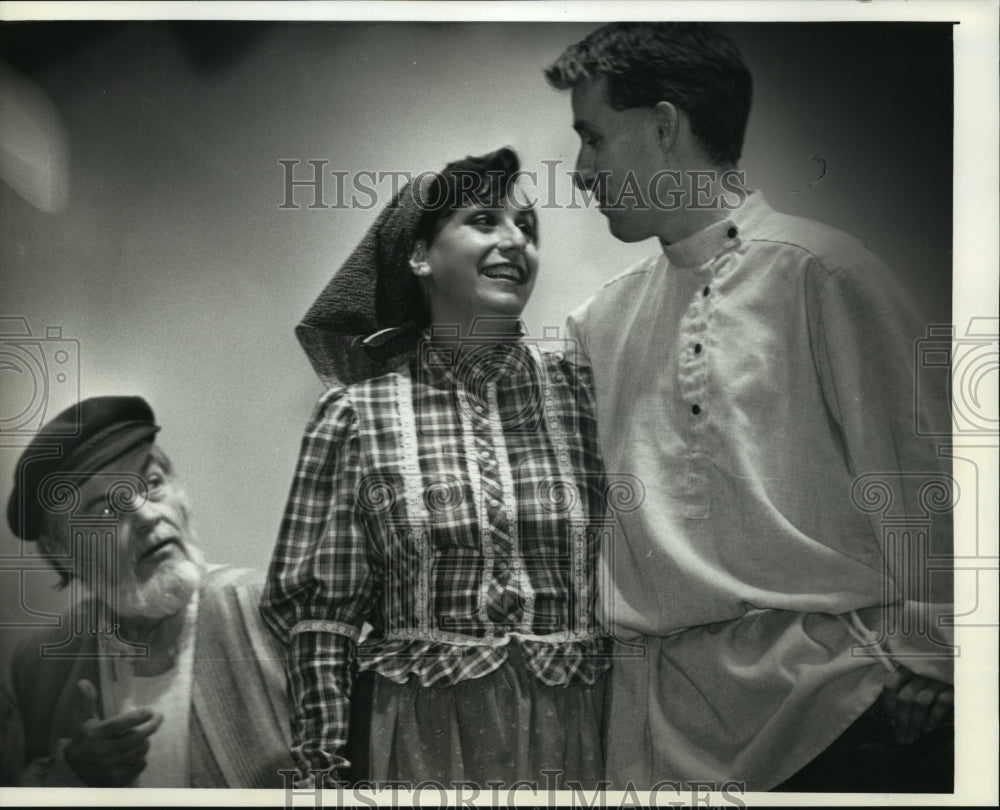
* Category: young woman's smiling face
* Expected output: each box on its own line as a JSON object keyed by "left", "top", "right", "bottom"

{"left": 416, "top": 187, "right": 539, "bottom": 332}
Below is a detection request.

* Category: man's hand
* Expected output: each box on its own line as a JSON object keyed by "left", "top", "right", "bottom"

{"left": 63, "top": 678, "right": 163, "bottom": 786}
{"left": 882, "top": 666, "right": 953, "bottom": 745}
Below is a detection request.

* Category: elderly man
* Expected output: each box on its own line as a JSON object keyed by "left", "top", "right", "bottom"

{"left": 545, "top": 23, "right": 954, "bottom": 792}
{"left": 2, "top": 395, "right": 293, "bottom": 787}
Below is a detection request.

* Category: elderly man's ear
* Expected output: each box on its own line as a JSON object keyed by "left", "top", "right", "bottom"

{"left": 409, "top": 241, "right": 431, "bottom": 277}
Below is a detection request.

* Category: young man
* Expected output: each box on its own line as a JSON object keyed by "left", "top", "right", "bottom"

{"left": 546, "top": 23, "right": 954, "bottom": 791}
{"left": 3, "top": 396, "right": 293, "bottom": 787}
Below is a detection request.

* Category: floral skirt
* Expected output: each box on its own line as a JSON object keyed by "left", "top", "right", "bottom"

{"left": 364, "top": 642, "right": 607, "bottom": 790}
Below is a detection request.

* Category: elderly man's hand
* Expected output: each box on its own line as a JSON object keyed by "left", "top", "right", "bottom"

{"left": 63, "top": 679, "right": 164, "bottom": 786}
{"left": 882, "top": 666, "right": 953, "bottom": 746}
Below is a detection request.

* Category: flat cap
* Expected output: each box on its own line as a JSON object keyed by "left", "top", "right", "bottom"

{"left": 7, "top": 395, "right": 160, "bottom": 540}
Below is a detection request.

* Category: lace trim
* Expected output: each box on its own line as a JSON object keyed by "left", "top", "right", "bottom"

{"left": 395, "top": 372, "right": 432, "bottom": 636}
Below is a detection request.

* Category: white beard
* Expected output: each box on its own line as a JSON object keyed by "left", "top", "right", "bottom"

{"left": 114, "top": 557, "right": 204, "bottom": 619}
{"left": 82, "top": 543, "right": 207, "bottom": 620}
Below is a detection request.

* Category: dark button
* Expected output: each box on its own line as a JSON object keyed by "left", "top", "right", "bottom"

{"left": 703, "top": 286, "right": 710, "bottom": 296}
{"left": 727, "top": 226, "right": 738, "bottom": 239}
{"left": 694, "top": 343, "right": 702, "bottom": 354}
{"left": 692, "top": 404, "right": 701, "bottom": 415}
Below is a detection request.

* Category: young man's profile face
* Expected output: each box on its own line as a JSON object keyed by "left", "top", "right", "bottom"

{"left": 570, "top": 78, "right": 670, "bottom": 244}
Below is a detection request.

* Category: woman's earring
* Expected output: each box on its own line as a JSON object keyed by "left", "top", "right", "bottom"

{"left": 410, "top": 243, "right": 432, "bottom": 277}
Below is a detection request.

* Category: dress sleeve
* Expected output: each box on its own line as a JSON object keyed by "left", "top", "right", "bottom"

{"left": 811, "top": 259, "right": 953, "bottom": 681}
{"left": 260, "top": 387, "right": 376, "bottom": 784}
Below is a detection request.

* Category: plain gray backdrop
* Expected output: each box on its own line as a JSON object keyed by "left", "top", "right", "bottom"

{"left": 1, "top": 21, "right": 953, "bottom": 664}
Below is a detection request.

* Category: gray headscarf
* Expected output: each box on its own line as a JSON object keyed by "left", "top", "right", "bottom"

{"left": 296, "top": 179, "right": 429, "bottom": 388}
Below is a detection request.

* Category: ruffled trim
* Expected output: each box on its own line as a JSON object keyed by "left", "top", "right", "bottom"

{"left": 355, "top": 635, "right": 610, "bottom": 688}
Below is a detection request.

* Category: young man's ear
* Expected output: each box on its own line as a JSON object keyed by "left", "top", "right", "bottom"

{"left": 653, "top": 101, "right": 681, "bottom": 156}
{"left": 409, "top": 240, "right": 431, "bottom": 276}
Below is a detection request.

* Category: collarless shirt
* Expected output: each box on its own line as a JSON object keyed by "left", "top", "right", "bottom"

{"left": 568, "top": 191, "right": 953, "bottom": 788}
{"left": 98, "top": 594, "right": 198, "bottom": 787}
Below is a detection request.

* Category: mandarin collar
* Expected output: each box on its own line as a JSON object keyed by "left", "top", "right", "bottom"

{"left": 660, "top": 190, "right": 769, "bottom": 268}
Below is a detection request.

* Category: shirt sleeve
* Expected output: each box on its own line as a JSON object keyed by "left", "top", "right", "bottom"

{"left": 565, "top": 301, "right": 593, "bottom": 372}
{"left": 1, "top": 638, "right": 88, "bottom": 787}
{"left": 260, "top": 387, "right": 377, "bottom": 783}
{"left": 810, "top": 258, "right": 954, "bottom": 681}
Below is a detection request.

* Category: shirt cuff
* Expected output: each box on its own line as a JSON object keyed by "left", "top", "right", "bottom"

{"left": 853, "top": 601, "right": 955, "bottom": 683}
{"left": 883, "top": 601, "right": 955, "bottom": 683}
{"left": 291, "top": 619, "right": 361, "bottom": 643}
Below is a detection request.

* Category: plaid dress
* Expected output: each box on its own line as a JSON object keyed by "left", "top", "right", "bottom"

{"left": 262, "top": 337, "right": 611, "bottom": 785}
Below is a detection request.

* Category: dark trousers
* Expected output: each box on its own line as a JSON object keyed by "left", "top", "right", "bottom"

{"left": 772, "top": 695, "right": 953, "bottom": 793}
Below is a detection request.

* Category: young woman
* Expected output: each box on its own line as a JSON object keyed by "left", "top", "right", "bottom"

{"left": 262, "top": 148, "right": 609, "bottom": 789}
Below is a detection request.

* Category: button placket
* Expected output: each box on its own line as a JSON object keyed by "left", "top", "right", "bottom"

{"left": 685, "top": 252, "right": 729, "bottom": 421}
{"left": 679, "top": 261, "right": 713, "bottom": 413}
{"left": 455, "top": 384, "right": 496, "bottom": 637}
{"left": 675, "top": 259, "right": 719, "bottom": 519}
{"left": 475, "top": 383, "right": 522, "bottom": 628}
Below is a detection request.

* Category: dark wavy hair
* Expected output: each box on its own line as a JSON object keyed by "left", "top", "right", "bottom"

{"left": 416, "top": 146, "right": 538, "bottom": 246}
{"left": 545, "top": 23, "right": 752, "bottom": 166}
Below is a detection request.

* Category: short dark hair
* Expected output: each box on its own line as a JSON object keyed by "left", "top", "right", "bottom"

{"left": 545, "top": 23, "right": 752, "bottom": 166}
{"left": 417, "top": 146, "right": 538, "bottom": 246}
